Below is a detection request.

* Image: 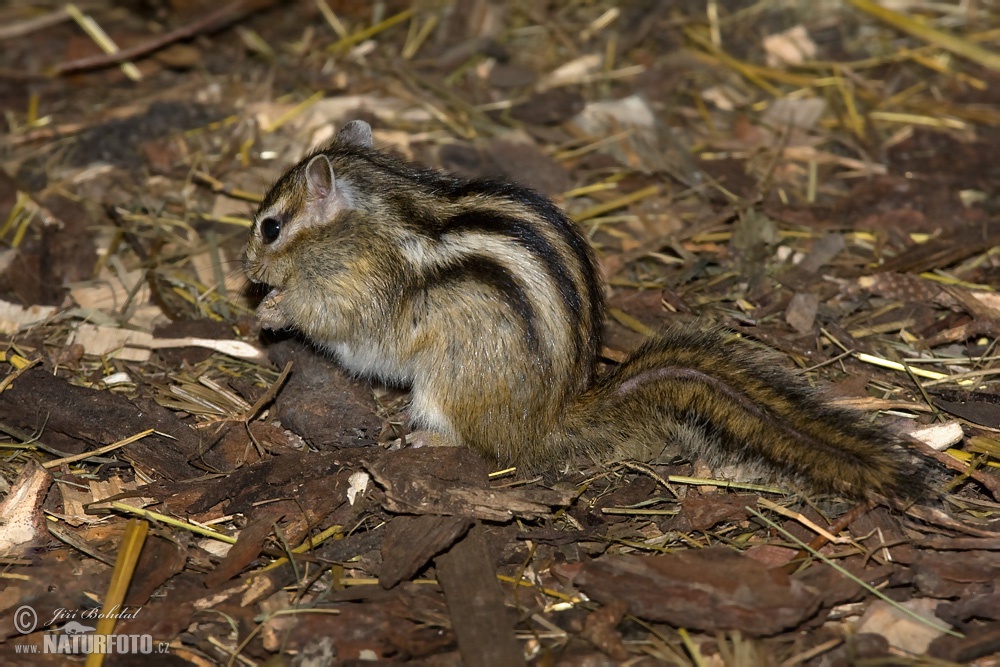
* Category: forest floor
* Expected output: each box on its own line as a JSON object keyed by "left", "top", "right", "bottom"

{"left": 0, "top": 1, "right": 999, "bottom": 665}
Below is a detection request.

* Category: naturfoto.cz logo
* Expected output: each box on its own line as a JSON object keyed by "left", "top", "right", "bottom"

{"left": 12, "top": 605, "right": 170, "bottom": 656}
{"left": 41, "top": 633, "right": 155, "bottom": 655}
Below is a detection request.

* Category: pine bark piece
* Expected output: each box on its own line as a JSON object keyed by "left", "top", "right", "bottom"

{"left": 874, "top": 218, "right": 1000, "bottom": 275}
{"left": 125, "top": 533, "right": 191, "bottom": 606}
{"left": 379, "top": 514, "right": 473, "bottom": 589}
{"left": 366, "top": 447, "right": 575, "bottom": 521}
{"left": 571, "top": 546, "right": 823, "bottom": 637}
{"left": 267, "top": 340, "right": 381, "bottom": 449}
{"left": 0, "top": 368, "right": 202, "bottom": 481}
{"left": 0, "top": 459, "right": 52, "bottom": 553}
{"left": 204, "top": 506, "right": 286, "bottom": 588}
{"left": 436, "top": 523, "right": 525, "bottom": 667}
{"left": 928, "top": 623, "right": 1000, "bottom": 664}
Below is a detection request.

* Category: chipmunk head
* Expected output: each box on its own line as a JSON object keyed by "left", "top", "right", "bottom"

{"left": 243, "top": 120, "right": 374, "bottom": 288}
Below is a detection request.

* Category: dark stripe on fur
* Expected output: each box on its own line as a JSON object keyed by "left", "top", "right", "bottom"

{"left": 426, "top": 255, "right": 539, "bottom": 353}
{"left": 595, "top": 327, "right": 929, "bottom": 499}
{"left": 324, "top": 141, "right": 605, "bottom": 364}
{"left": 441, "top": 210, "right": 583, "bottom": 353}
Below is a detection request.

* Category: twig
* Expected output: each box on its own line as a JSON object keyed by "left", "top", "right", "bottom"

{"left": 240, "top": 360, "right": 293, "bottom": 422}
{"left": 758, "top": 497, "right": 852, "bottom": 545}
{"left": 65, "top": 3, "right": 141, "bottom": 80}
{"left": 779, "top": 500, "right": 872, "bottom": 575}
{"left": 148, "top": 337, "right": 264, "bottom": 361}
{"left": 909, "top": 436, "right": 1000, "bottom": 500}
{"left": 52, "top": 0, "right": 249, "bottom": 75}
{"left": 326, "top": 6, "right": 414, "bottom": 52}
{"left": 0, "top": 7, "right": 72, "bottom": 41}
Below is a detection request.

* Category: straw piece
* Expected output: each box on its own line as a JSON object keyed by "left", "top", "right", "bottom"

{"left": 109, "top": 501, "right": 237, "bottom": 544}
{"left": 849, "top": 0, "right": 1000, "bottom": 72}
{"left": 84, "top": 519, "right": 148, "bottom": 667}
{"left": 327, "top": 7, "right": 414, "bottom": 52}
{"left": 65, "top": 3, "right": 141, "bottom": 81}
{"left": 42, "top": 428, "right": 157, "bottom": 469}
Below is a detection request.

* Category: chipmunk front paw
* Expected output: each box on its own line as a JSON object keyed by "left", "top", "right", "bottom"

{"left": 256, "top": 289, "right": 291, "bottom": 331}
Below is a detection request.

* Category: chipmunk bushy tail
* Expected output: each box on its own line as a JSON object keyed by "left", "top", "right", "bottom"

{"left": 553, "top": 327, "right": 930, "bottom": 500}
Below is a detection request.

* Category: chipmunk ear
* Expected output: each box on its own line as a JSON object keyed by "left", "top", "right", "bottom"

{"left": 305, "top": 154, "right": 335, "bottom": 200}
{"left": 336, "top": 120, "right": 373, "bottom": 148}
{"left": 302, "top": 153, "right": 357, "bottom": 223}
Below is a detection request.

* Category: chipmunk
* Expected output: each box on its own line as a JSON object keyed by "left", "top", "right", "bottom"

{"left": 244, "top": 120, "right": 929, "bottom": 500}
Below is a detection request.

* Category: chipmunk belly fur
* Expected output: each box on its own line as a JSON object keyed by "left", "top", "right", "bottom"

{"left": 244, "top": 120, "right": 929, "bottom": 500}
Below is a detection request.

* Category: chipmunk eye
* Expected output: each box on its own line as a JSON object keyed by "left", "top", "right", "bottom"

{"left": 259, "top": 217, "right": 282, "bottom": 244}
